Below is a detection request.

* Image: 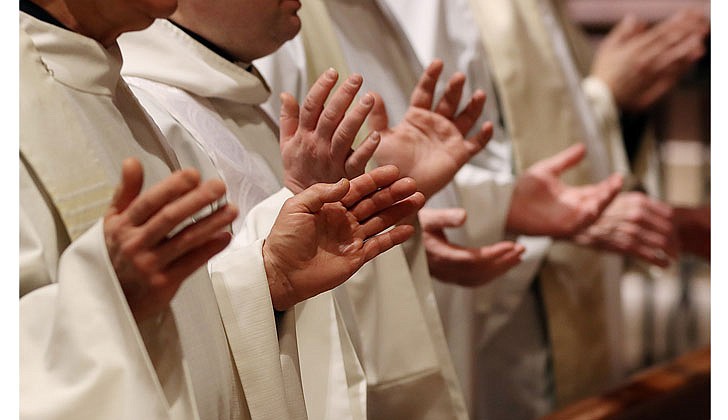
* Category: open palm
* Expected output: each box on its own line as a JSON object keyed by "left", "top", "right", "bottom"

{"left": 263, "top": 166, "right": 425, "bottom": 310}
{"left": 506, "top": 144, "right": 624, "bottom": 238}
{"left": 371, "top": 60, "right": 493, "bottom": 199}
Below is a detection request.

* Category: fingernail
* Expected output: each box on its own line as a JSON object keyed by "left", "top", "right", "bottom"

{"left": 370, "top": 131, "right": 380, "bottom": 142}
{"left": 360, "top": 93, "right": 374, "bottom": 106}
{"left": 326, "top": 68, "right": 337, "bottom": 80}
{"left": 348, "top": 74, "right": 363, "bottom": 85}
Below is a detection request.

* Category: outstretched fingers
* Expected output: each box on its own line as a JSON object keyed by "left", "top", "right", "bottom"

{"left": 349, "top": 176, "right": 418, "bottom": 221}
{"left": 362, "top": 224, "right": 416, "bottom": 263}
{"left": 434, "top": 72, "right": 466, "bottom": 119}
{"left": 453, "top": 90, "right": 487, "bottom": 136}
{"left": 317, "top": 74, "right": 364, "bottom": 144}
{"left": 292, "top": 178, "right": 351, "bottom": 214}
{"left": 299, "top": 68, "right": 339, "bottom": 131}
{"left": 567, "top": 174, "right": 623, "bottom": 233}
{"left": 279, "top": 92, "right": 301, "bottom": 143}
{"left": 340, "top": 165, "right": 401, "bottom": 207}
{"left": 410, "top": 59, "right": 444, "bottom": 109}
{"left": 358, "top": 192, "right": 425, "bottom": 238}
{"left": 367, "top": 92, "right": 389, "bottom": 132}
{"left": 583, "top": 173, "right": 624, "bottom": 215}
{"left": 344, "top": 131, "right": 380, "bottom": 178}
{"left": 331, "top": 90, "right": 375, "bottom": 161}
{"left": 464, "top": 121, "right": 494, "bottom": 156}
{"left": 537, "top": 143, "right": 587, "bottom": 175}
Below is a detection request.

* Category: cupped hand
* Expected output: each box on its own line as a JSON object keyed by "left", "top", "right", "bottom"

{"left": 506, "top": 144, "right": 623, "bottom": 237}
{"left": 104, "top": 159, "right": 238, "bottom": 321}
{"left": 420, "top": 208, "right": 525, "bottom": 287}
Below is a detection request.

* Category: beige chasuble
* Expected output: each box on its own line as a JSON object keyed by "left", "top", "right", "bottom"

{"left": 121, "top": 18, "right": 462, "bottom": 420}
{"left": 467, "top": 0, "right": 631, "bottom": 405}
{"left": 20, "top": 12, "right": 255, "bottom": 420}
{"left": 258, "top": 1, "right": 470, "bottom": 419}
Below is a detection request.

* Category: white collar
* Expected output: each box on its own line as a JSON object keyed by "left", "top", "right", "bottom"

{"left": 119, "top": 19, "right": 270, "bottom": 105}
{"left": 20, "top": 11, "right": 122, "bottom": 97}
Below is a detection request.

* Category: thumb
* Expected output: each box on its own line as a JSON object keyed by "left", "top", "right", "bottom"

{"left": 279, "top": 92, "right": 300, "bottom": 144}
{"left": 419, "top": 208, "right": 467, "bottom": 231}
{"left": 536, "top": 143, "right": 586, "bottom": 175}
{"left": 367, "top": 92, "right": 389, "bottom": 132}
{"left": 591, "top": 173, "right": 624, "bottom": 216}
{"left": 108, "top": 158, "right": 144, "bottom": 215}
{"left": 293, "top": 178, "right": 350, "bottom": 213}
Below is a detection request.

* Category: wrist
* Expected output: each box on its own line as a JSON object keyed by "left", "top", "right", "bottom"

{"left": 262, "top": 239, "right": 298, "bottom": 311}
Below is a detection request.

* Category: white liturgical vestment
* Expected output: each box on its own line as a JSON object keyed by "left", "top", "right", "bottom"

{"left": 19, "top": 11, "right": 293, "bottom": 420}
{"left": 120, "top": 18, "right": 466, "bottom": 420}
{"left": 256, "top": 2, "right": 510, "bottom": 419}
{"left": 387, "top": 0, "right": 633, "bottom": 416}
{"left": 466, "top": 0, "right": 630, "bottom": 408}
{"left": 255, "top": 1, "right": 532, "bottom": 417}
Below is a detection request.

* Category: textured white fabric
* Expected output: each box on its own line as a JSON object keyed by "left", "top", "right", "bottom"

{"left": 258, "top": 2, "right": 472, "bottom": 419}
{"left": 120, "top": 19, "right": 364, "bottom": 420}
{"left": 124, "top": 76, "right": 281, "bottom": 234}
{"left": 463, "top": 0, "right": 628, "bottom": 410}
{"left": 386, "top": 0, "right": 632, "bottom": 416}
{"left": 383, "top": 1, "right": 552, "bottom": 415}
{"left": 19, "top": 12, "right": 257, "bottom": 420}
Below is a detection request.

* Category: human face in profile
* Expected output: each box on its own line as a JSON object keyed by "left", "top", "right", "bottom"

{"left": 171, "top": 0, "right": 302, "bottom": 63}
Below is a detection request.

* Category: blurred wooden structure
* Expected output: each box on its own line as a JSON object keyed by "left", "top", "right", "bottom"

{"left": 568, "top": 0, "right": 710, "bottom": 30}
{"left": 542, "top": 347, "right": 710, "bottom": 420}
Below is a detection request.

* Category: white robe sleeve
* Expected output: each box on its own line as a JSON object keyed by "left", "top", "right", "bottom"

{"left": 20, "top": 195, "right": 196, "bottom": 419}
{"left": 582, "top": 76, "right": 631, "bottom": 178}
{"left": 450, "top": 163, "right": 515, "bottom": 247}
{"left": 208, "top": 188, "right": 309, "bottom": 420}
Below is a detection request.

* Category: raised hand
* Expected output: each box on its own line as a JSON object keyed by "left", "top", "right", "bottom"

{"left": 420, "top": 208, "right": 525, "bottom": 287}
{"left": 262, "top": 165, "right": 425, "bottom": 310}
{"left": 104, "top": 159, "right": 239, "bottom": 321}
{"left": 370, "top": 59, "right": 494, "bottom": 199}
{"left": 506, "top": 144, "right": 623, "bottom": 237}
{"left": 572, "top": 192, "right": 679, "bottom": 267}
{"left": 280, "top": 69, "right": 381, "bottom": 193}
{"left": 591, "top": 10, "right": 709, "bottom": 112}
